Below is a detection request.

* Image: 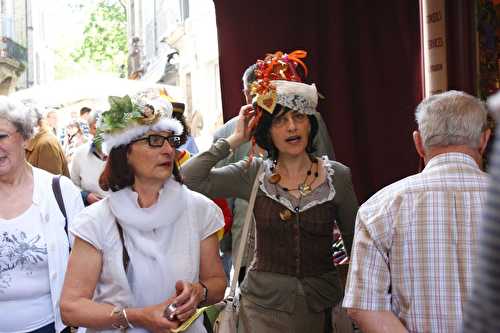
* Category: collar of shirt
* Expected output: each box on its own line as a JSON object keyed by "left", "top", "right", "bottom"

{"left": 88, "top": 142, "right": 97, "bottom": 154}
{"left": 88, "top": 142, "right": 106, "bottom": 160}
{"left": 423, "top": 152, "right": 479, "bottom": 172}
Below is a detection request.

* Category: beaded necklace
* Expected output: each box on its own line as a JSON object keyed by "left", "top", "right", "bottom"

{"left": 269, "top": 156, "right": 319, "bottom": 221}
{"left": 269, "top": 156, "right": 319, "bottom": 196}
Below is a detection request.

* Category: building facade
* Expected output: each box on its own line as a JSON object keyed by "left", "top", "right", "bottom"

{"left": 127, "top": 0, "right": 223, "bottom": 150}
{"left": 0, "top": 0, "right": 54, "bottom": 95}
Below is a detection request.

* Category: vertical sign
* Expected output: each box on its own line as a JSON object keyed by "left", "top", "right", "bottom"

{"left": 422, "top": 0, "right": 447, "bottom": 97}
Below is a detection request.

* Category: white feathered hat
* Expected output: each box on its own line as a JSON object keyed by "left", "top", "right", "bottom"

{"left": 95, "top": 95, "right": 183, "bottom": 155}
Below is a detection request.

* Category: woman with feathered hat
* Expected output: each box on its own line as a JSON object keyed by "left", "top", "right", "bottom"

{"left": 182, "top": 51, "right": 359, "bottom": 332}
{"left": 60, "top": 94, "right": 227, "bottom": 333}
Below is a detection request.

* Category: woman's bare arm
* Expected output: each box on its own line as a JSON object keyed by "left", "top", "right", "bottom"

{"left": 173, "top": 234, "right": 227, "bottom": 322}
{"left": 60, "top": 237, "right": 178, "bottom": 332}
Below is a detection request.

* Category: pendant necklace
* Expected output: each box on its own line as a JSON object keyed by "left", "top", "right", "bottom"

{"left": 270, "top": 157, "right": 319, "bottom": 196}
{"left": 270, "top": 156, "right": 319, "bottom": 221}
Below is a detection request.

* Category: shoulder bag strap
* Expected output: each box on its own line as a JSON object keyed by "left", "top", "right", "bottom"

{"left": 228, "top": 163, "right": 263, "bottom": 298}
{"left": 116, "top": 222, "right": 130, "bottom": 272}
{"left": 52, "top": 175, "right": 69, "bottom": 236}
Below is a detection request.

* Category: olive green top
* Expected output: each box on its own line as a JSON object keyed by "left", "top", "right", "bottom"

{"left": 182, "top": 138, "right": 359, "bottom": 312}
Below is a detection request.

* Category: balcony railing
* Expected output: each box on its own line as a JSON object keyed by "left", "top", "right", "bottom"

{"left": 0, "top": 37, "right": 28, "bottom": 64}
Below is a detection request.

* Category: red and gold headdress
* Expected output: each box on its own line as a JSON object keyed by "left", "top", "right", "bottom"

{"left": 247, "top": 50, "right": 319, "bottom": 159}
{"left": 250, "top": 50, "right": 307, "bottom": 113}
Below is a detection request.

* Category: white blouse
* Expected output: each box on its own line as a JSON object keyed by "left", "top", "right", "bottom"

{"left": 71, "top": 179, "right": 224, "bottom": 333}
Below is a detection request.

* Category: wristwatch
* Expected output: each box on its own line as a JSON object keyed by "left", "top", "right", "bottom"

{"left": 199, "top": 281, "right": 208, "bottom": 304}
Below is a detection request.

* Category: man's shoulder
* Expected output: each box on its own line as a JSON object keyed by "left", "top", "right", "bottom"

{"left": 36, "top": 131, "right": 63, "bottom": 149}
{"left": 360, "top": 166, "right": 489, "bottom": 218}
{"left": 213, "top": 117, "right": 238, "bottom": 140}
{"left": 360, "top": 173, "right": 426, "bottom": 213}
{"left": 73, "top": 142, "right": 91, "bottom": 157}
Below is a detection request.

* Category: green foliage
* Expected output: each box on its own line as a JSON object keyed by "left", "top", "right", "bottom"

{"left": 94, "top": 95, "right": 142, "bottom": 151}
{"left": 71, "top": 0, "right": 127, "bottom": 74}
{"left": 102, "top": 95, "right": 143, "bottom": 132}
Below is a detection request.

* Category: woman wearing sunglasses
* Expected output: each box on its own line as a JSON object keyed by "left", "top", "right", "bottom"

{"left": 60, "top": 95, "right": 227, "bottom": 333}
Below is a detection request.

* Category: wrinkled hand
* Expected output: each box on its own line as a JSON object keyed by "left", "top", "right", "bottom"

{"left": 138, "top": 299, "right": 180, "bottom": 333}
{"left": 171, "top": 280, "right": 203, "bottom": 322}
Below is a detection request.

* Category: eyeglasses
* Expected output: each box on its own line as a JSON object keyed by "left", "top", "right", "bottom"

{"left": 131, "top": 134, "right": 182, "bottom": 148}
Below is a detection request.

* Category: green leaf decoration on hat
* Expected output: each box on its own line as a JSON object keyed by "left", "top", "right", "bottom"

{"left": 93, "top": 95, "right": 144, "bottom": 151}
{"left": 100, "top": 95, "right": 144, "bottom": 132}
{"left": 93, "top": 127, "right": 105, "bottom": 152}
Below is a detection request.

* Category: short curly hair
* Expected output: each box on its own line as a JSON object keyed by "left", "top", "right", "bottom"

{"left": 253, "top": 105, "right": 318, "bottom": 160}
{"left": 0, "top": 96, "right": 37, "bottom": 139}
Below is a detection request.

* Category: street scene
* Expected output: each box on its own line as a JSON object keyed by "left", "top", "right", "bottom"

{"left": 0, "top": 1, "right": 499, "bottom": 333}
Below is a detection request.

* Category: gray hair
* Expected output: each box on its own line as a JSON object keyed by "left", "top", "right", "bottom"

{"left": 415, "top": 90, "right": 488, "bottom": 149}
{"left": 0, "top": 96, "right": 37, "bottom": 139}
{"left": 87, "top": 110, "right": 100, "bottom": 126}
{"left": 242, "top": 64, "right": 257, "bottom": 90}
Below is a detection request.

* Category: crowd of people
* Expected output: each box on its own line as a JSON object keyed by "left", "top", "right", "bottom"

{"left": 0, "top": 50, "right": 499, "bottom": 333}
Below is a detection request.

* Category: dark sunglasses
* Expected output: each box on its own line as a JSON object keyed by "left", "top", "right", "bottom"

{"left": 131, "top": 134, "right": 182, "bottom": 148}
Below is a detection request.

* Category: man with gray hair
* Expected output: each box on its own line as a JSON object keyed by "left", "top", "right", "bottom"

{"left": 343, "top": 90, "right": 491, "bottom": 333}
{"left": 24, "top": 102, "right": 69, "bottom": 177}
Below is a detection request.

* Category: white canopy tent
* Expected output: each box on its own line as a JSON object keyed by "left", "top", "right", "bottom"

{"left": 10, "top": 75, "right": 182, "bottom": 110}
{"left": 9, "top": 75, "right": 183, "bottom": 129}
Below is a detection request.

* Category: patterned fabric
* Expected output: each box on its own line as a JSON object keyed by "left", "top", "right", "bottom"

{"left": 461, "top": 122, "right": 500, "bottom": 332}
{"left": 276, "top": 93, "right": 316, "bottom": 115}
{"left": 343, "top": 152, "right": 489, "bottom": 333}
{"left": 78, "top": 120, "right": 90, "bottom": 138}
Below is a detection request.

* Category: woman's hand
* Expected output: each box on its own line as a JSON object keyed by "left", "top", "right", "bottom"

{"left": 86, "top": 192, "right": 102, "bottom": 205}
{"left": 171, "top": 280, "right": 204, "bottom": 322}
{"left": 226, "top": 104, "right": 256, "bottom": 149}
{"left": 128, "top": 300, "right": 180, "bottom": 333}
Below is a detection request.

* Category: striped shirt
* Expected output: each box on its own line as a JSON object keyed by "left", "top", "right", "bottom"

{"left": 461, "top": 123, "right": 500, "bottom": 331}
{"left": 343, "top": 152, "right": 489, "bottom": 333}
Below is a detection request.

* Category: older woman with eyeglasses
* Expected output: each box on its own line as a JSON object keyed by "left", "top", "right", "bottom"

{"left": 0, "top": 96, "right": 84, "bottom": 333}
{"left": 60, "top": 95, "right": 227, "bottom": 333}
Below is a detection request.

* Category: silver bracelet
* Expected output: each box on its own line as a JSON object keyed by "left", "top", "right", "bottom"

{"left": 123, "top": 308, "right": 134, "bottom": 329}
{"left": 110, "top": 306, "right": 127, "bottom": 330}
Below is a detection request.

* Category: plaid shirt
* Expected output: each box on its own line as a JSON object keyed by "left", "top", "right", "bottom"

{"left": 343, "top": 152, "right": 489, "bottom": 333}
{"left": 78, "top": 120, "right": 90, "bottom": 137}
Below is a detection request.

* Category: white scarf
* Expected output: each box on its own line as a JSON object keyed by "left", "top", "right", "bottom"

{"left": 108, "top": 177, "right": 190, "bottom": 308}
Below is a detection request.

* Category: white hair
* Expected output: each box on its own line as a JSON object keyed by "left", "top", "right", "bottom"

{"left": 0, "top": 96, "right": 37, "bottom": 139}
{"left": 415, "top": 90, "right": 488, "bottom": 149}
{"left": 88, "top": 110, "right": 101, "bottom": 126}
